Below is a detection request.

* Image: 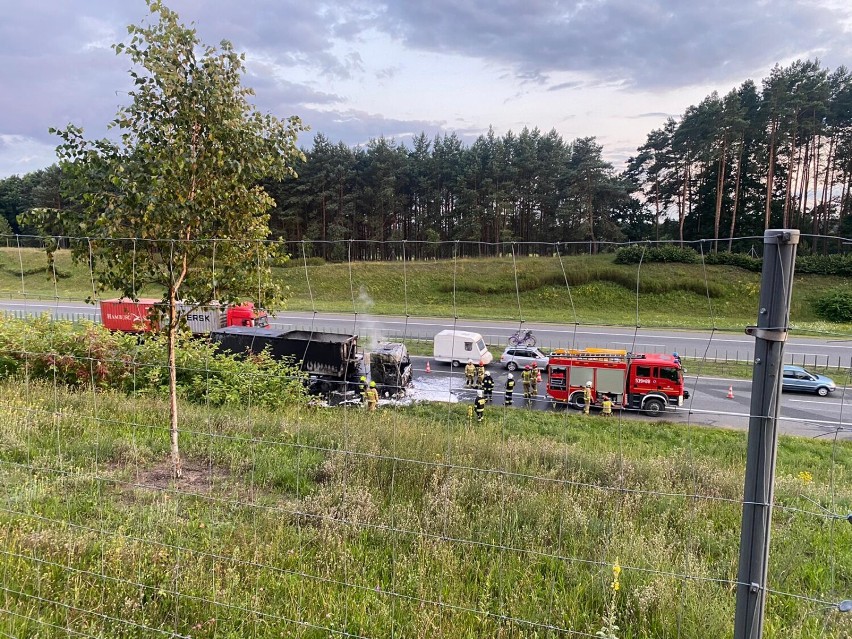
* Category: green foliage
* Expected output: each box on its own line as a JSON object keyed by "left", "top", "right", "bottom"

{"left": 614, "top": 245, "right": 700, "bottom": 264}
{"left": 704, "top": 251, "right": 762, "bottom": 271}
{"left": 0, "top": 314, "right": 307, "bottom": 409}
{"left": 796, "top": 253, "right": 852, "bottom": 276}
{"left": 812, "top": 289, "right": 852, "bottom": 322}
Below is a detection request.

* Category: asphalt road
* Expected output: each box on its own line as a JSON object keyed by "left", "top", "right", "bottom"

{"left": 4, "top": 301, "right": 852, "bottom": 368}
{"left": 405, "top": 356, "right": 852, "bottom": 440}
{"left": 3, "top": 300, "right": 850, "bottom": 439}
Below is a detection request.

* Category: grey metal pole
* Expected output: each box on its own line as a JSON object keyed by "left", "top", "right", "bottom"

{"left": 734, "top": 229, "right": 799, "bottom": 639}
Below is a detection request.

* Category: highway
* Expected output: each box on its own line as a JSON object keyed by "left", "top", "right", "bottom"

{"left": 3, "top": 301, "right": 852, "bottom": 368}
{"left": 405, "top": 356, "right": 852, "bottom": 440}
{"left": 2, "top": 300, "right": 851, "bottom": 439}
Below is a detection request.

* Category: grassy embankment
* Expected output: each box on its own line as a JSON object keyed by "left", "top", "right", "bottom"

{"left": 1, "top": 381, "right": 851, "bottom": 638}
{"left": 1, "top": 247, "right": 850, "bottom": 332}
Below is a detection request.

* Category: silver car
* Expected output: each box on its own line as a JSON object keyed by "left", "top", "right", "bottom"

{"left": 499, "top": 346, "right": 549, "bottom": 371}
{"left": 781, "top": 365, "right": 836, "bottom": 396}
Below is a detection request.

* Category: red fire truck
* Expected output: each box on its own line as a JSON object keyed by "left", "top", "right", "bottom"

{"left": 545, "top": 348, "right": 688, "bottom": 417}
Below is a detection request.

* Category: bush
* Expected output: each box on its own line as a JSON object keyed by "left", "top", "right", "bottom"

{"left": 812, "top": 290, "right": 852, "bottom": 322}
{"left": 703, "top": 252, "right": 762, "bottom": 272}
{"left": 796, "top": 254, "right": 852, "bottom": 276}
{"left": 0, "top": 315, "right": 308, "bottom": 409}
{"left": 614, "top": 245, "right": 699, "bottom": 264}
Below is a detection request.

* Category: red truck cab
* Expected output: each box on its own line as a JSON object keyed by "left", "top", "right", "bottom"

{"left": 226, "top": 302, "right": 269, "bottom": 328}
{"left": 546, "top": 348, "right": 687, "bottom": 416}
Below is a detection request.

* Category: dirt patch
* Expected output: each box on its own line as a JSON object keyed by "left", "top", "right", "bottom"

{"left": 129, "top": 459, "right": 232, "bottom": 493}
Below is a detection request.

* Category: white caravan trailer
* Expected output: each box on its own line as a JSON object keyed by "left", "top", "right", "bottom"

{"left": 432, "top": 330, "right": 493, "bottom": 367}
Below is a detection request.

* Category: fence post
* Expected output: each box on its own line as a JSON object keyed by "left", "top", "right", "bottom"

{"left": 734, "top": 229, "right": 799, "bottom": 639}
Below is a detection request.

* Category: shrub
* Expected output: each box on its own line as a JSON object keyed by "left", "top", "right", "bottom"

{"left": 614, "top": 246, "right": 699, "bottom": 264}
{"left": 796, "top": 254, "right": 852, "bottom": 276}
{"left": 703, "top": 252, "right": 762, "bottom": 272}
{"left": 812, "top": 290, "right": 852, "bottom": 322}
{"left": 0, "top": 315, "right": 308, "bottom": 408}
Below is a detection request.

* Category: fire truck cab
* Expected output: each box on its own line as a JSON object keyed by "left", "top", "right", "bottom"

{"left": 546, "top": 348, "right": 687, "bottom": 417}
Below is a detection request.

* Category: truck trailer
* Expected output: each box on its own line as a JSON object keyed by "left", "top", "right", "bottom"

{"left": 99, "top": 299, "right": 268, "bottom": 334}
{"left": 210, "top": 327, "right": 363, "bottom": 393}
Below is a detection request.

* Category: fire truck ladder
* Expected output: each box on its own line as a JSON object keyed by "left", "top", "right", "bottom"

{"left": 549, "top": 348, "right": 633, "bottom": 362}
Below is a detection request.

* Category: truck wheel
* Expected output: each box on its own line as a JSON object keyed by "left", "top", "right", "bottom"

{"left": 569, "top": 391, "right": 585, "bottom": 410}
{"left": 643, "top": 398, "right": 665, "bottom": 417}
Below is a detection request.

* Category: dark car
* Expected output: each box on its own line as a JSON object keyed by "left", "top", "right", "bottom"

{"left": 499, "top": 346, "right": 549, "bottom": 371}
{"left": 781, "top": 365, "right": 836, "bottom": 396}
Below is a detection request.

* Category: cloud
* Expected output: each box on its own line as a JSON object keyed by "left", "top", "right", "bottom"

{"left": 379, "top": 0, "right": 852, "bottom": 90}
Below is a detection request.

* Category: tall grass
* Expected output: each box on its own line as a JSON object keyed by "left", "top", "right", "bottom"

{"left": 1, "top": 381, "right": 850, "bottom": 637}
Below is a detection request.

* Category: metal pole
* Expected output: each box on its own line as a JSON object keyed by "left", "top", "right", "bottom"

{"left": 734, "top": 229, "right": 799, "bottom": 639}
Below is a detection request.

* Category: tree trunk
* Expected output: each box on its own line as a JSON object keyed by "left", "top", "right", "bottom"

{"left": 654, "top": 177, "right": 661, "bottom": 241}
{"left": 679, "top": 163, "right": 688, "bottom": 246}
{"left": 728, "top": 141, "right": 744, "bottom": 252}
{"left": 168, "top": 286, "right": 182, "bottom": 479}
{"left": 765, "top": 119, "right": 777, "bottom": 229}
{"left": 713, "top": 138, "right": 727, "bottom": 253}
{"left": 783, "top": 122, "right": 798, "bottom": 228}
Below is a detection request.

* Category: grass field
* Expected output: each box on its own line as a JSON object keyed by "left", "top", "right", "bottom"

{"left": 2, "top": 247, "right": 851, "bottom": 334}
{"left": 1, "top": 381, "right": 851, "bottom": 638}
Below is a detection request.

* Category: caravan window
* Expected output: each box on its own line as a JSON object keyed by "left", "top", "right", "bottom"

{"left": 476, "top": 338, "right": 486, "bottom": 352}
{"left": 464, "top": 341, "right": 473, "bottom": 352}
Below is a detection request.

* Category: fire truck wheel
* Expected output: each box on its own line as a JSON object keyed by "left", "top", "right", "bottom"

{"left": 643, "top": 398, "right": 665, "bottom": 417}
{"left": 569, "top": 391, "right": 585, "bottom": 410}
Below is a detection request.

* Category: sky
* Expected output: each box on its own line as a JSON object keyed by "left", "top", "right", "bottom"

{"left": 2, "top": 0, "right": 852, "bottom": 179}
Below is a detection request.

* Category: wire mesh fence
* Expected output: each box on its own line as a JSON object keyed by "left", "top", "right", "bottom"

{"left": 0, "top": 235, "right": 850, "bottom": 638}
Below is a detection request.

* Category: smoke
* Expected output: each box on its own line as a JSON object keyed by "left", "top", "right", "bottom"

{"left": 357, "top": 285, "right": 383, "bottom": 350}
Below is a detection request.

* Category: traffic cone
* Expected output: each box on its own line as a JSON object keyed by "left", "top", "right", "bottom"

{"left": 425, "top": 361, "right": 431, "bottom": 373}
{"left": 727, "top": 385, "right": 734, "bottom": 399}
{"left": 536, "top": 370, "right": 542, "bottom": 383}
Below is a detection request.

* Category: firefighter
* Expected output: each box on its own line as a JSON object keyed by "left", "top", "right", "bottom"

{"left": 530, "top": 362, "right": 540, "bottom": 400}
{"left": 365, "top": 381, "right": 379, "bottom": 411}
{"left": 583, "top": 381, "right": 593, "bottom": 415}
{"left": 482, "top": 370, "right": 495, "bottom": 402}
{"left": 465, "top": 359, "right": 476, "bottom": 387}
{"left": 476, "top": 361, "right": 486, "bottom": 388}
{"left": 601, "top": 394, "right": 613, "bottom": 417}
{"left": 505, "top": 373, "right": 515, "bottom": 406}
{"left": 521, "top": 365, "right": 532, "bottom": 398}
{"left": 474, "top": 390, "right": 486, "bottom": 422}
{"left": 357, "top": 375, "right": 367, "bottom": 403}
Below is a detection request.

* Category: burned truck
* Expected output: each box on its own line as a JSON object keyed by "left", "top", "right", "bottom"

{"left": 210, "top": 327, "right": 363, "bottom": 394}
{"left": 369, "top": 342, "right": 413, "bottom": 397}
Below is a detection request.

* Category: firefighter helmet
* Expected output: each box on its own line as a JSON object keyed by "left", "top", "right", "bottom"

{"left": 508, "top": 373, "right": 514, "bottom": 379}
{"left": 531, "top": 362, "right": 537, "bottom": 368}
{"left": 586, "top": 381, "right": 592, "bottom": 387}
{"left": 370, "top": 381, "right": 376, "bottom": 388}
{"left": 468, "top": 359, "right": 473, "bottom": 364}
{"left": 673, "top": 352, "right": 679, "bottom": 358}
{"left": 524, "top": 365, "right": 530, "bottom": 370}
{"left": 360, "top": 376, "right": 366, "bottom": 382}
{"left": 477, "top": 390, "right": 484, "bottom": 397}
{"left": 479, "top": 361, "right": 484, "bottom": 366}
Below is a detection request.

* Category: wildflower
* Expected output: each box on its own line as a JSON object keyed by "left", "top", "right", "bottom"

{"left": 797, "top": 471, "right": 813, "bottom": 485}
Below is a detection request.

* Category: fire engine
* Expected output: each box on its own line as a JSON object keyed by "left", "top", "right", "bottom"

{"left": 545, "top": 348, "right": 688, "bottom": 417}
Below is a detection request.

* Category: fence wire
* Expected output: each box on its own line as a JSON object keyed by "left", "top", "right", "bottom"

{"left": 0, "top": 235, "right": 850, "bottom": 638}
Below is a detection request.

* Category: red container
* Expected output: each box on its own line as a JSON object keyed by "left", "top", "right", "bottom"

{"left": 99, "top": 298, "right": 160, "bottom": 332}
